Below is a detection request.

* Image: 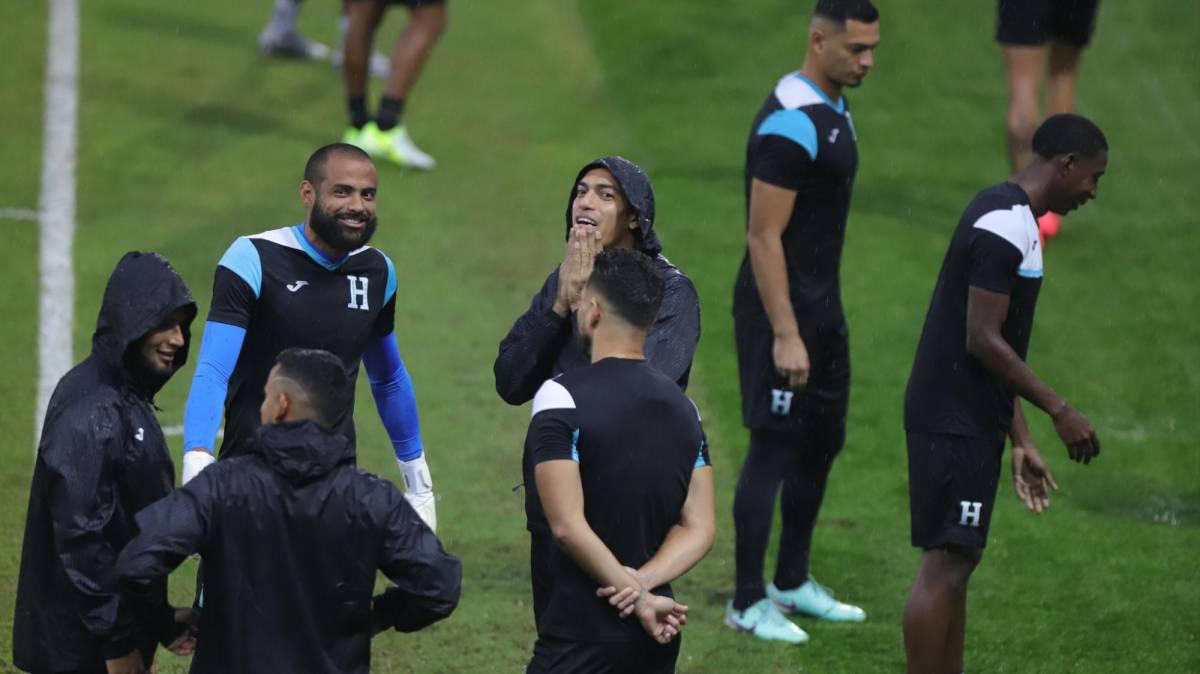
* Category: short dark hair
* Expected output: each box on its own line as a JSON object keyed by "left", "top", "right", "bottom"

{"left": 814, "top": 0, "right": 879, "bottom": 24}
{"left": 273, "top": 348, "right": 349, "bottom": 428}
{"left": 587, "top": 249, "right": 664, "bottom": 330}
{"left": 1032, "top": 113, "right": 1108, "bottom": 160}
{"left": 303, "top": 143, "right": 372, "bottom": 186}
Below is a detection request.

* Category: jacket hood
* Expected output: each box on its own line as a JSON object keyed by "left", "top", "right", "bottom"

{"left": 255, "top": 420, "right": 355, "bottom": 484}
{"left": 565, "top": 156, "right": 662, "bottom": 256}
{"left": 91, "top": 252, "right": 197, "bottom": 391}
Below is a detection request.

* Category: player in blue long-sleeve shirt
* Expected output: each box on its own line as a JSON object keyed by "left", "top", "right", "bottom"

{"left": 182, "top": 143, "right": 436, "bottom": 530}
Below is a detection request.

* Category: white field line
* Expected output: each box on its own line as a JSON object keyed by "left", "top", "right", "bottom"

{"left": 0, "top": 208, "right": 40, "bottom": 221}
{"left": 162, "top": 425, "right": 223, "bottom": 440}
{"left": 35, "top": 0, "right": 80, "bottom": 452}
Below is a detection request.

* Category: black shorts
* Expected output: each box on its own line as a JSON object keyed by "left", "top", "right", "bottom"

{"left": 527, "top": 634, "right": 681, "bottom": 674}
{"left": 906, "top": 431, "right": 1005, "bottom": 551}
{"left": 996, "top": 0, "right": 1099, "bottom": 47}
{"left": 529, "top": 528, "right": 558, "bottom": 632}
{"left": 735, "top": 311, "right": 850, "bottom": 438}
{"left": 387, "top": 0, "right": 446, "bottom": 8}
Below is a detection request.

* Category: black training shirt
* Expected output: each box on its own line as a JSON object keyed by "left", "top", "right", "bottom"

{"left": 905, "top": 182, "right": 1044, "bottom": 438}
{"left": 526, "top": 358, "right": 709, "bottom": 643}
{"left": 734, "top": 72, "right": 860, "bottom": 328}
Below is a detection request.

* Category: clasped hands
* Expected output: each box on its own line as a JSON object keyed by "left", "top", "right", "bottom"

{"left": 594, "top": 567, "right": 688, "bottom": 645}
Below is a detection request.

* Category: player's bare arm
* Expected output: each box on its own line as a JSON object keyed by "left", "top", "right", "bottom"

{"left": 536, "top": 459, "right": 685, "bottom": 643}
{"left": 747, "top": 177, "right": 809, "bottom": 388}
{"left": 965, "top": 285, "right": 1099, "bottom": 463}
{"left": 634, "top": 466, "right": 714, "bottom": 590}
{"left": 597, "top": 465, "right": 712, "bottom": 618}
{"left": 1010, "top": 398, "right": 1058, "bottom": 513}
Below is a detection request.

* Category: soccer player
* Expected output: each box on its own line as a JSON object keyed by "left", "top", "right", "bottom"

{"left": 526, "top": 249, "right": 714, "bottom": 674}
{"left": 342, "top": 0, "right": 448, "bottom": 170}
{"left": 494, "top": 156, "right": 701, "bottom": 630}
{"left": 997, "top": 0, "right": 1101, "bottom": 240}
{"left": 902, "top": 113, "right": 1107, "bottom": 674}
{"left": 117, "top": 348, "right": 462, "bottom": 674}
{"left": 257, "top": 0, "right": 391, "bottom": 78}
{"left": 14, "top": 252, "right": 197, "bottom": 674}
{"left": 181, "top": 143, "right": 437, "bottom": 531}
{"left": 727, "top": 0, "right": 878, "bottom": 642}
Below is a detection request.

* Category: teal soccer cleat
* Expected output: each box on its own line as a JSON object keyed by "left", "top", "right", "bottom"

{"left": 724, "top": 599, "right": 809, "bottom": 644}
{"left": 768, "top": 577, "right": 866, "bottom": 622}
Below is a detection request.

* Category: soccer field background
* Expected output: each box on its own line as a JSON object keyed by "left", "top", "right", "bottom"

{"left": 2, "top": 1, "right": 1198, "bottom": 672}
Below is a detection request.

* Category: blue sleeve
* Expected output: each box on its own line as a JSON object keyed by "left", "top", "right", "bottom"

{"left": 182, "top": 321, "right": 247, "bottom": 453}
{"left": 362, "top": 332, "right": 424, "bottom": 462}
{"left": 756, "top": 108, "right": 818, "bottom": 160}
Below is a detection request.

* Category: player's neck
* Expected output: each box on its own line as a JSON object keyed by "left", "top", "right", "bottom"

{"left": 588, "top": 326, "right": 646, "bottom": 364}
{"left": 799, "top": 62, "right": 841, "bottom": 102}
{"left": 1011, "top": 163, "right": 1054, "bottom": 217}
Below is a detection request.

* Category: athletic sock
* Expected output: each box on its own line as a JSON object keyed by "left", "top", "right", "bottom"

{"left": 267, "top": 0, "right": 302, "bottom": 35}
{"left": 348, "top": 96, "right": 368, "bottom": 130}
{"left": 732, "top": 429, "right": 798, "bottom": 611}
{"left": 773, "top": 449, "right": 835, "bottom": 590}
{"left": 376, "top": 96, "right": 406, "bottom": 132}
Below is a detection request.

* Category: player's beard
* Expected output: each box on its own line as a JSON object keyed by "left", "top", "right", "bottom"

{"left": 123, "top": 340, "right": 177, "bottom": 393}
{"left": 309, "top": 196, "right": 378, "bottom": 253}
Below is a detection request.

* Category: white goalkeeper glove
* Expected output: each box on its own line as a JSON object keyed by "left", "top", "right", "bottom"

{"left": 398, "top": 455, "right": 437, "bottom": 533}
{"left": 182, "top": 450, "right": 216, "bottom": 485}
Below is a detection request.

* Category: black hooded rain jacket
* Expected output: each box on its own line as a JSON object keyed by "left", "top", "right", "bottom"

{"left": 115, "top": 419, "right": 462, "bottom": 674}
{"left": 493, "top": 156, "right": 701, "bottom": 406}
{"left": 13, "top": 252, "right": 196, "bottom": 672}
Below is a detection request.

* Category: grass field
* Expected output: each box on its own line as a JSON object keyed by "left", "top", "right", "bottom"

{"left": 2, "top": 1, "right": 1198, "bottom": 672}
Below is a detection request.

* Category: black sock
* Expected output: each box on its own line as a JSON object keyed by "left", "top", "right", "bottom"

{"left": 773, "top": 446, "right": 836, "bottom": 590}
{"left": 732, "top": 429, "right": 798, "bottom": 610}
{"left": 376, "top": 96, "right": 406, "bottom": 131}
{"left": 348, "top": 95, "right": 368, "bottom": 130}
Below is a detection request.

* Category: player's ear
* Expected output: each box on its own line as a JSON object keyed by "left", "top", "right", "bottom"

{"left": 275, "top": 391, "right": 291, "bottom": 424}
{"left": 583, "top": 297, "right": 599, "bottom": 329}
{"left": 300, "top": 180, "right": 316, "bottom": 209}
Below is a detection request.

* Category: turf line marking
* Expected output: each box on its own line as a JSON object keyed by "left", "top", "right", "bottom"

{"left": 0, "top": 208, "right": 40, "bottom": 222}
{"left": 35, "top": 0, "right": 80, "bottom": 452}
{"left": 162, "top": 425, "right": 222, "bottom": 440}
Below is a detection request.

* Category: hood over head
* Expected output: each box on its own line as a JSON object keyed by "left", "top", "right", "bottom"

{"left": 91, "top": 251, "right": 197, "bottom": 394}
{"left": 254, "top": 420, "right": 355, "bottom": 484}
{"left": 565, "top": 156, "right": 661, "bottom": 256}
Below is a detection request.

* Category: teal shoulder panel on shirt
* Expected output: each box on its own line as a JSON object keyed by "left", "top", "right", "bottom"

{"left": 756, "top": 108, "right": 818, "bottom": 161}
{"left": 217, "top": 237, "right": 263, "bottom": 297}
{"left": 382, "top": 252, "right": 397, "bottom": 304}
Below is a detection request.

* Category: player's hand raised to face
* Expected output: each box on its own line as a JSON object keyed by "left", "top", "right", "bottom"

{"left": 553, "top": 226, "right": 602, "bottom": 316}
{"left": 1051, "top": 403, "right": 1100, "bottom": 464}
{"left": 1012, "top": 444, "right": 1058, "bottom": 513}
{"left": 773, "top": 333, "right": 810, "bottom": 389}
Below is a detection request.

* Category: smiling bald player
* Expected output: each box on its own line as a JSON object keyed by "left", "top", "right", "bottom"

{"left": 181, "top": 143, "right": 436, "bottom": 530}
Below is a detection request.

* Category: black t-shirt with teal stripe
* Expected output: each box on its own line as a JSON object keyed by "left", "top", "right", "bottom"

{"left": 735, "top": 72, "right": 860, "bottom": 328}
{"left": 525, "top": 358, "right": 709, "bottom": 642}
{"left": 209, "top": 225, "right": 396, "bottom": 457}
{"left": 905, "top": 182, "right": 1044, "bottom": 438}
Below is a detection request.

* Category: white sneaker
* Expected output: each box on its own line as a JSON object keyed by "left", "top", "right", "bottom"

{"left": 258, "top": 28, "right": 331, "bottom": 61}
